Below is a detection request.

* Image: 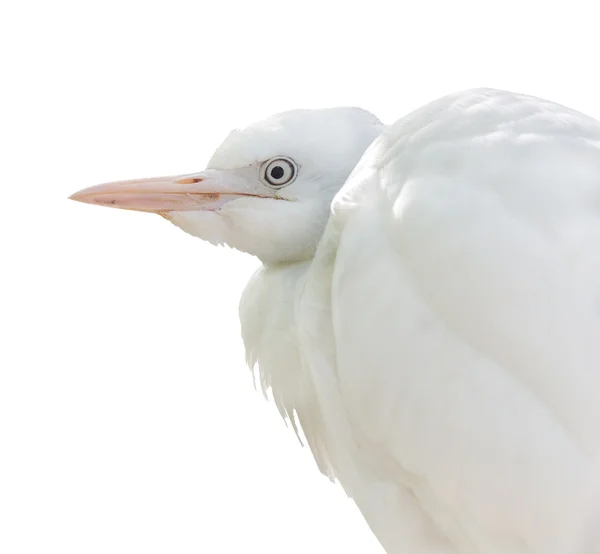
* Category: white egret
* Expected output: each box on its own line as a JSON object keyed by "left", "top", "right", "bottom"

{"left": 70, "top": 89, "right": 600, "bottom": 553}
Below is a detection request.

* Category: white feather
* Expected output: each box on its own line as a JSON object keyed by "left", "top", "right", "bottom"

{"left": 241, "top": 89, "right": 600, "bottom": 553}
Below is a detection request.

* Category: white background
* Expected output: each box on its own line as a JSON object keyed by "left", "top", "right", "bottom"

{"left": 1, "top": 1, "right": 599, "bottom": 552}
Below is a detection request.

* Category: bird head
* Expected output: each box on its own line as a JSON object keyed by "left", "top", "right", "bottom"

{"left": 70, "top": 107, "right": 382, "bottom": 264}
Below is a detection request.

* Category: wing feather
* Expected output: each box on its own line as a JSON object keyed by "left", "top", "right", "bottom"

{"left": 305, "top": 89, "right": 600, "bottom": 553}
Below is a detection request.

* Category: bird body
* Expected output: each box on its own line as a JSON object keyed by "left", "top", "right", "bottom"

{"left": 71, "top": 88, "right": 600, "bottom": 553}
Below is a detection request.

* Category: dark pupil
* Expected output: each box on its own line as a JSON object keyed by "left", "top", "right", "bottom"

{"left": 270, "top": 166, "right": 285, "bottom": 180}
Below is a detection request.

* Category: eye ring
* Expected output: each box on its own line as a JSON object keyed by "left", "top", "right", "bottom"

{"left": 261, "top": 157, "right": 298, "bottom": 189}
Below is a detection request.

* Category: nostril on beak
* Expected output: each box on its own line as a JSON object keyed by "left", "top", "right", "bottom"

{"left": 176, "top": 177, "right": 204, "bottom": 184}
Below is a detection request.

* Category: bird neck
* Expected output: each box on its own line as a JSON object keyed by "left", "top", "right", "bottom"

{"left": 239, "top": 260, "right": 334, "bottom": 474}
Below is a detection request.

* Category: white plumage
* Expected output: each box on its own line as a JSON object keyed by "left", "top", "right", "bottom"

{"left": 70, "top": 88, "right": 600, "bottom": 553}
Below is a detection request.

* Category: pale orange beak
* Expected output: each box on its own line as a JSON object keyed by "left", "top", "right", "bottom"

{"left": 69, "top": 170, "right": 272, "bottom": 213}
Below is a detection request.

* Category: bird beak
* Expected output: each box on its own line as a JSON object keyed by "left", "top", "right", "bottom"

{"left": 69, "top": 170, "right": 268, "bottom": 213}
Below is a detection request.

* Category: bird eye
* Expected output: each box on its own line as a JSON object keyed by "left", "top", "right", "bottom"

{"left": 261, "top": 157, "right": 297, "bottom": 188}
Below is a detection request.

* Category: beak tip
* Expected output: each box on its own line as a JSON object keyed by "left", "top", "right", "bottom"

{"left": 68, "top": 191, "right": 88, "bottom": 204}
